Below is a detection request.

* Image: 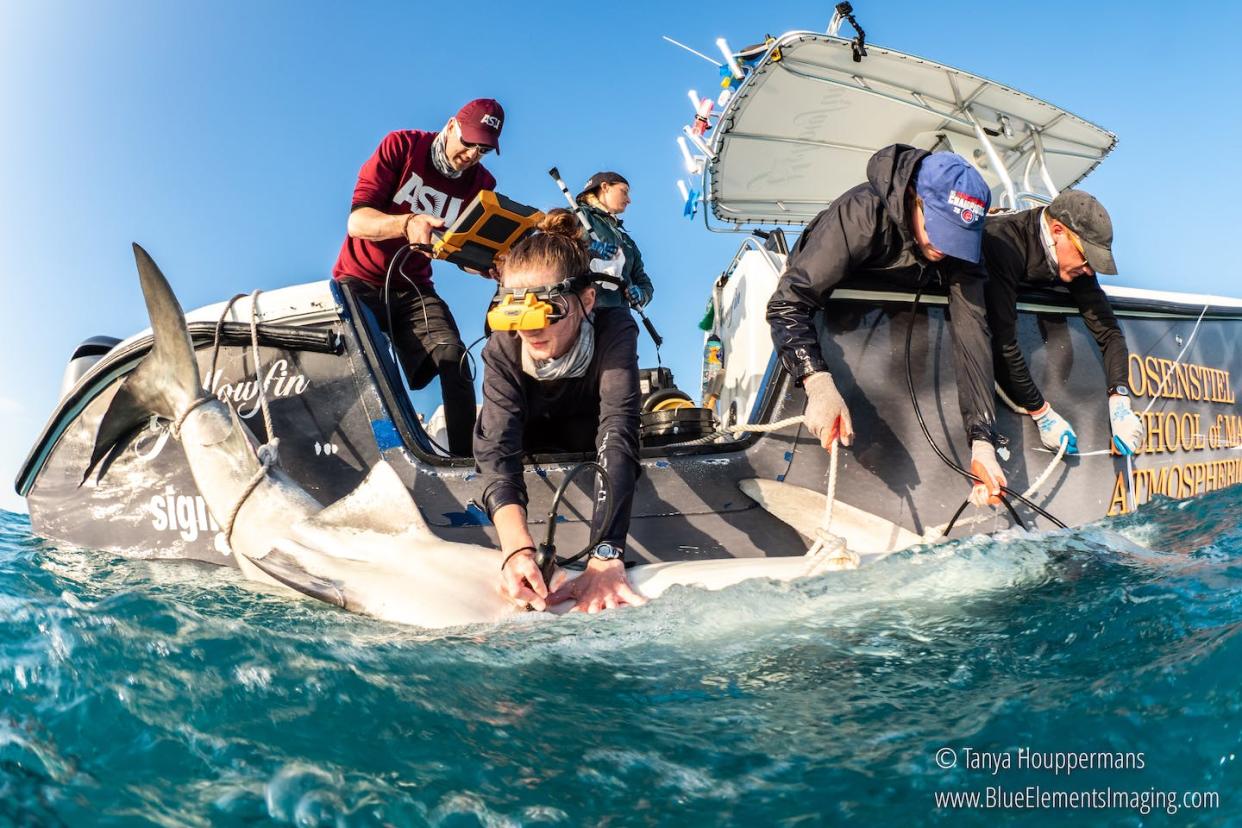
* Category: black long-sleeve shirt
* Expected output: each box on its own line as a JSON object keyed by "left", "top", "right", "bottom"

{"left": 982, "top": 208, "right": 1129, "bottom": 411}
{"left": 766, "top": 144, "right": 998, "bottom": 446}
{"left": 473, "top": 308, "right": 641, "bottom": 547}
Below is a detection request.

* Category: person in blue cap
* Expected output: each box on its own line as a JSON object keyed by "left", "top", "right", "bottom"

{"left": 767, "top": 144, "right": 1005, "bottom": 506}
{"left": 982, "top": 190, "right": 1145, "bottom": 457}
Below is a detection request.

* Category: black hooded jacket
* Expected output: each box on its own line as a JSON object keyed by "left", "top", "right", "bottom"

{"left": 982, "top": 208, "right": 1129, "bottom": 411}
{"left": 765, "top": 144, "right": 998, "bottom": 445}
{"left": 473, "top": 308, "right": 641, "bottom": 549}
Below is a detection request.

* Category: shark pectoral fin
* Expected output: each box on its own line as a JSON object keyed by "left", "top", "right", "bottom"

{"left": 245, "top": 546, "right": 348, "bottom": 609}
{"left": 738, "top": 478, "right": 921, "bottom": 559}
{"left": 289, "top": 460, "right": 435, "bottom": 557}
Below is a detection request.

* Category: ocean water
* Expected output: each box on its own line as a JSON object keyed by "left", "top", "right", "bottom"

{"left": 0, "top": 490, "right": 1240, "bottom": 827}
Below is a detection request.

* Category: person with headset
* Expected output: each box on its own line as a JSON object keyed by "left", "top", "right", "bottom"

{"left": 332, "top": 98, "right": 504, "bottom": 456}
{"left": 474, "top": 210, "right": 645, "bottom": 614}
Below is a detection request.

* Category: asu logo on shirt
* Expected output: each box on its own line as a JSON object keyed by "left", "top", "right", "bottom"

{"left": 393, "top": 171, "right": 463, "bottom": 226}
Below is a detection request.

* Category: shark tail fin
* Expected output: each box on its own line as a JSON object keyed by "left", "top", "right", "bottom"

{"left": 83, "top": 244, "right": 208, "bottom": 482}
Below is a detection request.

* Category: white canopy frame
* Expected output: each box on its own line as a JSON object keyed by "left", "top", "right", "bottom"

{"left": 690, "top": 31, "right": 1116, "bottom": 231}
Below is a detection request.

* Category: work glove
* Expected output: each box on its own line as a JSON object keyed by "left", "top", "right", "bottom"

{"left": 1109, "top": 394, "right": 1145, "bottom": 455}
{"left": 626, "top": 284, "right": 647, "bottom": 308}
{"left": 588, "top": 239, "right": 618, "bottom": 260}
{"left": 1030, "top": 402, "right": 1078, "bottom": 453}
{"left": 803, "top": 371, "right": 853, "bottom": 448}
{"left": 589, "top": 247, "right": 626, "bottom": 284}
{"left": 968, "top": 440, "right": 1007, "bottom": 507}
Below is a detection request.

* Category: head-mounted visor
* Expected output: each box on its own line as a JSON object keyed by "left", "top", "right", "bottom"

{"left": 487, "top": 275, "right": 587, "bottom": 332}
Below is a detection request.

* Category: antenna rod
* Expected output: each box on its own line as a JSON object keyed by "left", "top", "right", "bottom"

{"left": 661, "top": 35, "right": 723, "bottom": 66}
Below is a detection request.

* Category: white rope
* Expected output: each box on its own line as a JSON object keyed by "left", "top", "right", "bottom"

{"left": 802, "top": 439, "right": 861, "bottom": 572}
{"left": 724, "top": 414, "right": 808, "bottom": 435}
{"left": 1140, "top": 304, "right": 1210, "bottom": 416}
{"left": 248, "top": 290, "right": 277, "bottom": 450}
{"left": 1125, "top": 303, "right": 1209, "bottom": 511}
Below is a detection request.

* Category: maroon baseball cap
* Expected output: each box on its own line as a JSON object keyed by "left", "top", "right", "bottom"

{"left": 455, "top": 98, "right": 504, "bottom": 154}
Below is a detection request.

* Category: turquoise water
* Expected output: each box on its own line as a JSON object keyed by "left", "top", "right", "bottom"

{"left": 1, "top": 491, "right": 1240, "bottom": 827}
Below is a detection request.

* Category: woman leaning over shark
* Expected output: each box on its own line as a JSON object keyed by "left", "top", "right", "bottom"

{"left": 474, "top": 210, "right": 646, "bottom": 614}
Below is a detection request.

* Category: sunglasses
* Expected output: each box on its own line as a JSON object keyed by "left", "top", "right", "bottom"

{"left": 461, "top": 139, "right": 494, "bottom": 155}
{"left": 454, "top": 122, "right": 494, "bottom": 155}
{"left": 1064, "top": 227, "right": 1094, "bottom": 272}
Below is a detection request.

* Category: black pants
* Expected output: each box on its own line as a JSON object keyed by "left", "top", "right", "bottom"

{"left": 344, "top": 278, "right": 476, "bottom": 456}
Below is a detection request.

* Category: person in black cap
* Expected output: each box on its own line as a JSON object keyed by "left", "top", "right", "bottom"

{"left": 575, "top": 172, "right": 655, "bottom": 311}
{"left": 982, "top": 190, "right": 1145, "bottom": 456}
{"left": 766, "top": 144, "right": 1005, "bottom": 507}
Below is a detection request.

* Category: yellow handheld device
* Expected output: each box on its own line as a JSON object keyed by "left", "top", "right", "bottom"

{"left": 431, "top": 191, "right": 544, "bottom": 272}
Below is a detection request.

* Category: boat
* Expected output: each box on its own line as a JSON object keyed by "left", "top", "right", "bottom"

{"left": 15, "top": 12, "right": 1242, "bottom": 570}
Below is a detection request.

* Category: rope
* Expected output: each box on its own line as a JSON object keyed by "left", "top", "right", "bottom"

{"left": 803, "top": 439, "right": 860, "bottom": 572}
{"left": 208, "top": 293, "right": 248, "bottom": 389}
{"left": 171, "top": 288, "right": 281, "bottom": 551}
{"left": 247, "top": 290, "right": 277, "bottom": 447}
{"left": 1121, "top": 303, "right": 1210, "bottom": 511}
{"left": 222, "top": 444, "right": 278, "bottom": 548}
{"left": 168, "top": 396, "right": 214, "bottom": 440}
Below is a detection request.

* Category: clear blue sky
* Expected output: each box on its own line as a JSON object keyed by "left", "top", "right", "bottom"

{"left": 3, "top": 1, "right": 1240, "bottom": 513}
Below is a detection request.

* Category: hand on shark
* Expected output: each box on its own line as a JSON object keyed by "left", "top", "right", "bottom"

{"left": 500, "top": 549, "right": 550, "bottom": 612}
{"left": 546, "top": 559, "right": 647, "bottom": 614}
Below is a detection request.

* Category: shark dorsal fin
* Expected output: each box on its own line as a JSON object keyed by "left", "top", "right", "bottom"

{"left": 291, "top": 460, "right": 433, "bottom": 545}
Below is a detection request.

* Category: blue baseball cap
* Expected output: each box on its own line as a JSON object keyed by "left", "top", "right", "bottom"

{"left": 914, "top": 153, "right": 991, "bottom": 263}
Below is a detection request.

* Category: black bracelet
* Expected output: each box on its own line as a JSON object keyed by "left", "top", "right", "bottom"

{"left": 500, "top": 546, "right": 537, "bottom": 572}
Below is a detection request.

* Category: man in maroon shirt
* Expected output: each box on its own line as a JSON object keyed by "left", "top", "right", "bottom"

{"left": 333, "top": 98, "right": 504, "bottom": 455}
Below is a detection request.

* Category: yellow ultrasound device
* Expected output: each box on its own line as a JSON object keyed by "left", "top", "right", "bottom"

{"left": 431, "top": 191, "right": 544, "bottom": 272}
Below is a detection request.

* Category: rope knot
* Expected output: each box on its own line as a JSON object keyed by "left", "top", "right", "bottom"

{"left": 168, "top": 396, "right": 213, "bottom": 440}
{"left": 806, "top": 529, "right": 860, "bottom": 573}
{"left": 256, "top": 439, "right": 280, "bottom": 468}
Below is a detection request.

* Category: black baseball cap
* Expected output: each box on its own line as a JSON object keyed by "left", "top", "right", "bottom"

{"left": 1047, "top": 190, "right": 1117, "bottom": 275}
{"left": 576, "top": 171, "right": 629, "bottom": 202}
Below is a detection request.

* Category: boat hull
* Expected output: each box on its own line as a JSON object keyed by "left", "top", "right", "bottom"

{"left": 17, "top": 281, "right": 1242, "bottom": 566}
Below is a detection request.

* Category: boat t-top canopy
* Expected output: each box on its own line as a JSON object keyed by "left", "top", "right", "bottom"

{"left": 686, "top": 26, "right": 1116, "bottom": 228}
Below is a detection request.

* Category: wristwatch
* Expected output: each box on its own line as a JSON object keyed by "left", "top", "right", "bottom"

{"left": 1108, "top": 385, "right": 1130, "bottom": 397}
{"left": 590, "top": 542, "right": 624, "bottom": 563}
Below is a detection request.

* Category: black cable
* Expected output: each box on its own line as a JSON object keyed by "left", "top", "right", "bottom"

{"left": 534, "top": 460, "right": 615, "bottom": 584}
{"left": 941, "top": 500, "right": 971, "bottom": 538}
{"left": 382, "top": 245, "right": 454, "bottom": 457}
{"left": 904, "top": 288, "right": 1066, "bottom": 530}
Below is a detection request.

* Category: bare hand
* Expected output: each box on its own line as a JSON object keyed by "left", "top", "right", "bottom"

{"left": 546, "top": 559, "right": 647, "bottom": 614}
{"left": 499, "top": 549, "right": 548, "bottom": 611}
{"left": 403, "top": 214, "right": 445, "bottom": 247}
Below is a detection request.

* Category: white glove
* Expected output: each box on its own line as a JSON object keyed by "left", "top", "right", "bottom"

{"left": 589, "top": 247, "right": 626, "bottom": 285}
{"left": 968, "top": 440, "right": 1007, "bottom": 507}
{"left": 1109, "top": 394, "right": 1145, "bottom": 455}
{"left": 803, "top": 372, "right": 853, "bottom": 448}
{"left": 1030, "top": 402, "right": 1078, "bottom": 453}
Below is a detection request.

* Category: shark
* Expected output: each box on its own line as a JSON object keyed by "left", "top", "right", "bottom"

{"left": 90, "top": 244, "right": 857, "bottom": 628}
